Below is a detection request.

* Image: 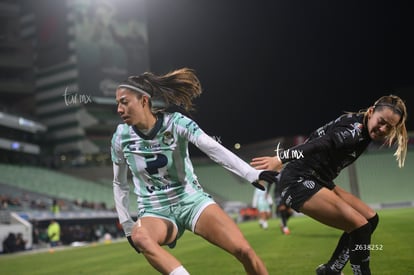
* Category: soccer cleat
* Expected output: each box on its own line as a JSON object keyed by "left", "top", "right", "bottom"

{"left": 280, "top": 225, "right": 290, "bottom": 235}
{"left": 315, "top": 264, "right": 344, "bottom": 275}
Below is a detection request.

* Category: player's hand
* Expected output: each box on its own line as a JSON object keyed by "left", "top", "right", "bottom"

{"left": 251, "top": 170, "right": 279, "bottom": 191}
{"left": 251, "top": 156, "right": 283, "bottom": 171}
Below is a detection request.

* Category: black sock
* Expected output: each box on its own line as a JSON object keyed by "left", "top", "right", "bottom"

{"left": 349, "top": 223, "right": 372, "bottom": 275}
{"left": 367, "top": 214, "right": 379, "bottom": 232}
{"left": 280, "top": 211, "right": 289, "bottom": 227}
{"left": 327, "top": 232, "right": 350, "bottom": 272}
{"left": 326, "top": 214, "right": 379, "bottom": 273}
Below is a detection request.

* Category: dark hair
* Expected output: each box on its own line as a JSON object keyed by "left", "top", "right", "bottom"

{"left": 118, "top": 68, "right": 202, "bottom": 113}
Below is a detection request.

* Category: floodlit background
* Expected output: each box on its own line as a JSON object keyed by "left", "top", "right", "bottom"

{"left": 0, "top": 0, "right": 413, "bottom": 261}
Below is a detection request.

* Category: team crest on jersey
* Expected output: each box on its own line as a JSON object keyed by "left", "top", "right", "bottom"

{"left": 162, "top": 131, "right": 174, "bottom": 145}
{"left": 303, "top": 180, "right": 315, "bottom": 189}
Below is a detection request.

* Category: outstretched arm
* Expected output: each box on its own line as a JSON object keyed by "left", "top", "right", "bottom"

{"left": 251, "top": 134, "right": 335, "bottom": 170}
{"left": 194, "top": 132, "right": 278, "bottom": 189}
{"left": 251, "top": 156, "right": 283, "bottom": 171}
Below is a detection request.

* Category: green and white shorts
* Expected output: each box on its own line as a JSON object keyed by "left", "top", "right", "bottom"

{"left": 138, "top": 192, "right": 215, "bottom": 248}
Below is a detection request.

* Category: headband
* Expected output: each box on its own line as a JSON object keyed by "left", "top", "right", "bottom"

{"left": 374, "top": 103, "right": 403, "bottom": 116}
{"left": 118, "top": 84, "right": 152, "bottom": 98}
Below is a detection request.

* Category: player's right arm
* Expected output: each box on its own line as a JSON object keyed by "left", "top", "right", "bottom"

{"left": 251, "top": 116, "right": 363, "bottom": 171}
{"left": 111, "top": 125, "right": 134, "bottom": 237}
{"left": 112, "top": 162, "right": 134, "bottom": 237}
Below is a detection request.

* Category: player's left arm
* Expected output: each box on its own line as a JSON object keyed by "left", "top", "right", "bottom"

{"left": 175, "top": 114, "right": 278, "bottom": 190}
{"left": 194, "top": 132, "right": 278, "bottom": 190}
{"left": 251, "top": 134, "right": 334, "bottom": 170}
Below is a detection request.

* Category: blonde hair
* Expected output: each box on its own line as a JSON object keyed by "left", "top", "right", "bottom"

{"left": 370, "top": 95, "right": 408, "bottom": 167}
{"left": 119, "top": 68, "right": 202, "bottom": 113}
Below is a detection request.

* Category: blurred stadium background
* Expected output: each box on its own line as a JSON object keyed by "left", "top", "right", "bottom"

{"left": 1, "top": 0, "right": 413, "bottom": 255}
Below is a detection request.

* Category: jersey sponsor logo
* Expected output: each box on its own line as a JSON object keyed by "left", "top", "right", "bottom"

{"left": 128, "top": 142, "right": 140, "bottom": 151}
{"left": 303, "top": 180, "right": 315, "bottom": 189}
{"left": 146, "top": 183, "right": 173, "bottom": 193}
{"left": 145, "top": 154, "right": 168, "bottom": 175}
{"left": 127, "top": 142, "right": 162, "bottom": 152}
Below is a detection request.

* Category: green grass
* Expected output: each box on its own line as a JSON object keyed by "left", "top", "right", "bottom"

{"left": 1, "top": 208, "right": 413, "bottom": 274}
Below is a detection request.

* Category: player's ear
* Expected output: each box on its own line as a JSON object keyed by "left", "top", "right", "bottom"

{"left": 367, "top": 107, "right": 374, "bottom": 118}
{"left": 143, "top": 96, "right": 151, "bottom": 108}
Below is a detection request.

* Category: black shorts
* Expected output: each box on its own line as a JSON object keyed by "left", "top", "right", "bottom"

{"left": 279, "top": 173, "right": 336, "bottom": 212}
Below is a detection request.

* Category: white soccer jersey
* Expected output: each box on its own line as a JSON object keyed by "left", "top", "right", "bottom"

{"left": 252, "top": 188, "right": 273, "bottom": 209}
{"left": 111, "top": 112, "right": 261, "bottom": 229}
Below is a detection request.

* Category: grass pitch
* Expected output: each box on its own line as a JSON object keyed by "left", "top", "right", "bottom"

{"left": 1, "top": 207, "right": 413, "bottom": 274}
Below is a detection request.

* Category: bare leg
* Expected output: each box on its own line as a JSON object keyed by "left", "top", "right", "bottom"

{"left": 333, "top": 186, "right": 376, "bottom": 219}
{"left": 318, "top": 186, "right": 378, "bottom": 273}
{"left": 195, "top": 204, "right": 268, "bottom": 275}
{"left": 130, "top": 217, "right": 181, "bottom": 274}
{"left": 300, "top": 188, "right": 367, "bottom": 232}
{"left": 300, "top": 188, "right": 372, "bottom": 275}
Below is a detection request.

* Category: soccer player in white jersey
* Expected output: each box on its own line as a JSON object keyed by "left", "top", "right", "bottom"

{"left": 111, "top": 68, "right": 278, "bottom": 275}
{"left": 252, "top": 188, "right": 272, "bottom": 229}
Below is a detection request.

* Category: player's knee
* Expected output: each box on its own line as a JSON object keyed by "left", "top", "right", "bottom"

{"left": 349, "top": 212, "right": 371, "bottom": 232}
{"left": 350, "top": 222, "right": 371, "bottom": 242}
{"left": 131, "top": 229, "right": 152, "bottom": 253}
{"left": 127, "top": 236, "right": 141, "bottom": 254}
{"left": 233, "top": 244, "right": 256, "bottom": 262}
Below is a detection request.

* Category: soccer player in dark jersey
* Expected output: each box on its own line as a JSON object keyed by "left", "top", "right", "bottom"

{"left": 250, "top": 95, "right": 408, "bottom": 275}
{"left": 274, "top": 184, "right": 293, "bottom": 235}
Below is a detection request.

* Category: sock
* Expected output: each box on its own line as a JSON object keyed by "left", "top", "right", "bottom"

{"left": 327, "top": 232, "right": 350, "bottom": 272}
{"left": 280, "top": 210, "right": 291, "bottom": 227}
{"left": 326, "top": 214, "right": 379, "bottom": 273}
{"left": 349, "top": 223, "right": 372, "bottom": 275}
{"left": 367, "top": 214, "right": 379, "bottom": 232}
{"left": 169, "top": 265, "right": 189, "bottom": 275}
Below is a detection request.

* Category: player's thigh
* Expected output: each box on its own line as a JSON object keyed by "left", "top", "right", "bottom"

{"left": 300, "top": 187, "right": 368, "bottom": 233}
{"left": 194, "top": 204, "right": 249, "bottom": 253}
{"left": 333, "top": 186, "right": 376, "bottom": 219}
{"left": 133, "top": 216, "right": 178, "bottom": 245}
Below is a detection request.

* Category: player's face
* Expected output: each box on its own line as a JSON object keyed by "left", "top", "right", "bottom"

{"left": 366, "top": 107, "right": 400, "bottom": 141}
{"left": 116, "top": 88, "right": 145, "bottom": 126}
